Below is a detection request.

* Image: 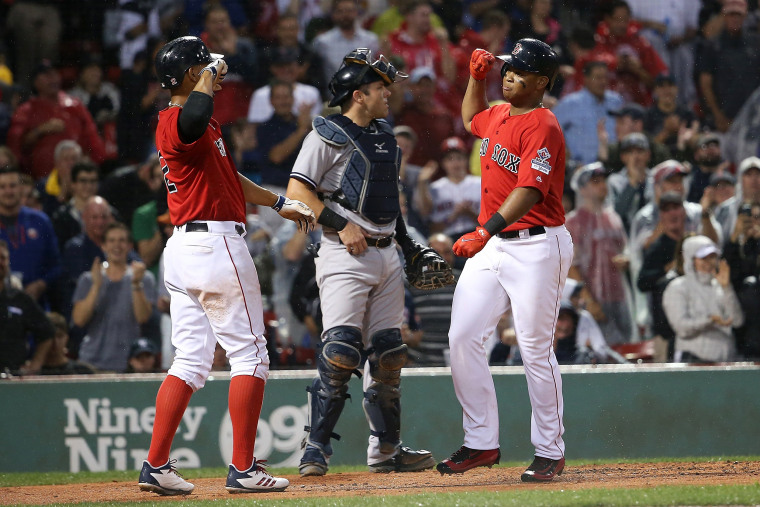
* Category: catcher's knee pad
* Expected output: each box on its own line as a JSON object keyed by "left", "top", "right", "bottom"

{"left": 367, "top": 328, "right": 407, "bottom": 387}
{"left": 305, "top": 326, "right": 364, "bottom": 451}
{"left": 364, "top": 328, "right": 406, "bottom": 453}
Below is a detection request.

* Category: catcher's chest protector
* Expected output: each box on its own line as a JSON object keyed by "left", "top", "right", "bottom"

{"left": 313, "top": 114, "right": 401, "bottom": 225}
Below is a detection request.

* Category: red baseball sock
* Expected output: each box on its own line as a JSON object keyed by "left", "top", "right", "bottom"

{"left": 229, "top": 375, "right": 265, "bottom": 471}
{"left": 147, "top": 375, "right": 193, "bottom": 467}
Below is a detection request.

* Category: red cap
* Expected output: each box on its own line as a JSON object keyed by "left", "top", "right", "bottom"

{"left": 440, "top": 137, "right": 467, "bottom": 154}
{"left": 653, "top": 160, "right": 689, "bottom": 185}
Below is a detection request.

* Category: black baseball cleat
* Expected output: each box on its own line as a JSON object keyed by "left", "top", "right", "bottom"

{"left": 369, "top": 446, "right": 436, "bottom": 473}
{"left": 436, "top": 446, "right": 501, "bottom": 475}
{"left": 520, "top": 455, "right": 565, "bottom": 482}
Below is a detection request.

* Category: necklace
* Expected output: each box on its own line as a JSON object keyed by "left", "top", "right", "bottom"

{"left": 168, "top": 101, "right": 183, "bottom": 108}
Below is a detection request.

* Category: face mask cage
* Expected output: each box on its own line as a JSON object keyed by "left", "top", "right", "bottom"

{"left": 343, "top": 48, "right": 408, "bottom": 84}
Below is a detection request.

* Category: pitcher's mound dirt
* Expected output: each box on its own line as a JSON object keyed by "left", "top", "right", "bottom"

{"left": 3, "top": 460, "right": 759, "bottom": 504}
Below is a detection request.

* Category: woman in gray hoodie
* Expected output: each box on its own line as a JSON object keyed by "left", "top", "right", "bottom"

{"left": 662, "top": 235, "right": 744, "bottom": 362}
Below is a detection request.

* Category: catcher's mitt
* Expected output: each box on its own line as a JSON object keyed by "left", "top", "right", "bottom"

{"left": 404, "top": 244, "right": 456, "bottom": 290}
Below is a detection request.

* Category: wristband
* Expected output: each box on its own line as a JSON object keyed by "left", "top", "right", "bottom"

{"left": 272, "top": 194, "right": 286, "bottom": 211}
{"left": 483, "top": 212, "right": 508, "bottom": 236}
{"left": 317, "top": 207, "right": 349, "bottom": 231}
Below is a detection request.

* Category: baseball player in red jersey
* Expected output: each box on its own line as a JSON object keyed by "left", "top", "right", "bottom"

{"left": 137, "top": 36, "right": 315, "bottom": 496}
{"left": 436, "top": 39, "right": 574, "bottom": 482}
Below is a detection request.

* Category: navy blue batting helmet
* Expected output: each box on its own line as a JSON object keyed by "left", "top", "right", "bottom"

{"left": 497, "top": 38, "right": 559, "bottom": 91}
{"left": 328, "top": 48, "right": 407, "bottom": 107}
{"left": 154, "top": 36, "right": 224, "bottom": 89}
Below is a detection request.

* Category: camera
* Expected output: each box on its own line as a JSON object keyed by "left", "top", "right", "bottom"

{"left": 740, "top": 203, "right": 754, "bottom": 216}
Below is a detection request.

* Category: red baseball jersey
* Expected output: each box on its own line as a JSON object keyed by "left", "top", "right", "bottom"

{"left": 471, "top": 103, "right": 566, "bottom": 231}
{"left": 155, "top": 107, "right": 246, "bottom": 225}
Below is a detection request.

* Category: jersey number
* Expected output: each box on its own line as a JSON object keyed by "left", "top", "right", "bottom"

{"left": 158, "top": 152, "right": 177, "bottom": 194}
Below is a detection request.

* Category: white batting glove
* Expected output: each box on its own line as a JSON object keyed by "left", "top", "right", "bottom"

{"left": 201, "top": 58, "right": 227, "bottom": 82}
{"left": 273, "top": 195, "right": 316, "bottom": 233}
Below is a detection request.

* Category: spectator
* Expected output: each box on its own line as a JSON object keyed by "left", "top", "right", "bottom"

{"left": 72, "top": 222, "right": 155, "bottom": 372}
{"left": 252, "top": 80, "right": 312, "bottom": 192}
{"left": 567, "top": 162, "right": 634, "bottom": 345}
{"left": 7, "top": 60, "right": 106, "bottom": 181}
{"left": 51, "top": 161, "right": 100, "bottom": 251}
{"left": 396, "top": 67, "right": 457, "bottom": 166}
{"left": 125, "top": 337, "right": 161, "bottom": 373}
{"left": 686, "top": 132, "right": 729, "bottom": 204}
{"left": 513, "top": 0, "right": 568, "bottom": 92}
{"left": 17, "top": 172, "right": 42, "bottom": 211}
{"left": 561, "top": 278, "right": 611, "bottom": 362}
{"left": 408, "top": 233, "right": 460, "bottom": 365}
{"left": 228, "top": 118, "right": 258, "bottom": 181}
{"left": 553, "top": 60, "right": 624, "bottom": 167}
{"left": 0, "top": 238, "right": 55, "bottom": 375}
{"left": 415, "top": 136, "right": 480, "bottom": 241}
{"left": 715, "top": 156, "right": 760, "bottom": 246}
{"left": 5, "top": 0, "right": 62, "bottom": 90}
{"left": 99, "top": 153, "right": 163, "bottom": 227}
{"left": 67, "top": 57, "right": 120, "bottom": 160}
{"left": 663, "top": 235, "right": 744, "bottom": 363}
{"left": 131, "top": 184, "right": 168, "bottom": 277}
{"left": 708, "top": 172, "right": 737, "bottom": 209}
{"left": 636, "top": 192, "right": 688, "bottom": 361}
{"left": 553, "top": 303, "right": 605, "bottom": 364}
{"left": 259, "top": 13, "right": 326, "bottom": 93}
{"left": 600, "top": 102, "right": 670, "bottom": 172}
{"left": 40, "top": 140, "right": 83, "bottom": 217}
{"left": 311, "top": 0, "right": 380, "bottom": 86}
{"left": 200, "top": 3, "right": 259, "bottom": 127}
{"left": 607, "top": 132, "right": 653, "bottom": 234}
{"left": 722, "top": 201, "right": 760, "bottom": 360}
{"left": 394, "top": 125, "right": 428, "bottom": 237}
{"left": 0, "top": 165, "right": 60, "bottom": 307}
{"left": 697, "top": 0, "right": 760, "bottom": 133}
{"left": 114, "top": 0, "right": 162, "bottom": 70}
{"left": 246, "top": 47, "right": 322, "bottom": 125}
{"left": 644, "top": 74, "right": 698, "bottom": 159}
{"left": 628, "top": 0, "right": 700, "bottom": 108}
{"left": 585, "top": 0, "right": 669, "bottom": 106}
{"left": 40, "top": 311, "right": 96, "bottom": 375}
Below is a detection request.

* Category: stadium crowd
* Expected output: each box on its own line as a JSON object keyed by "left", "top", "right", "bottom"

{"left": 2, "top": 0, "right": 760, "bottom": 376}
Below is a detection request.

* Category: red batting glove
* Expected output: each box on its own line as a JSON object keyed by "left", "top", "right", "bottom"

{"left": 469, "top": 49, "right": 496, "bottom": 81}
{"left": 453, "top": 226, "right": 491, "bottom": 258}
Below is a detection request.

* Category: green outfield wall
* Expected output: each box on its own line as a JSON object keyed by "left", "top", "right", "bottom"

{"left": 1, "top": 365, "right": 758, "bottom": 473}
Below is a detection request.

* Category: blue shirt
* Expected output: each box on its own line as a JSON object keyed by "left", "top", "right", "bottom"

{"left": 0, "top": 207, "right": 60, "bottom": 289}
{"left": 253, "top": 114, "right": 303, "bottom": 189}
{"left": 553, "top": 88, "right": 624, "bottom": 166}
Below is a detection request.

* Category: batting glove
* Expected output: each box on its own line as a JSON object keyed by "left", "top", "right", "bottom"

{"left": 453, "top": 226, "right": 491, "bottom": 258}
{"left": 275, "top": 196, "right": 316, "bottom": 233}
{"left": 469, "top": 49, "right": 496, "bottom": 81}
{"left": 201, "top": 58, "right": 227, "bottom": 82}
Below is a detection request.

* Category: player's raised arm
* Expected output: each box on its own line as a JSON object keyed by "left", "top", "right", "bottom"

{"left": 462, "top": 49, "right": 495, "bottom": 133}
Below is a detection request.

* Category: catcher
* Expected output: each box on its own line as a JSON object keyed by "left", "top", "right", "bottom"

{"left": 286, "top": 48, "right": 454, "bottom": 477}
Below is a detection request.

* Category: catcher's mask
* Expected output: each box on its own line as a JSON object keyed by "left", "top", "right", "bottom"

{"left": 328, "top": 48, "right": 408, "bottom": 107}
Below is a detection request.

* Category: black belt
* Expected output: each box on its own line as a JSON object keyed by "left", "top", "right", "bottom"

{"left": 182, "top": 222, "right": 245, "bottom": 236}
{"left": 497, "top": 226, "right": 546, "bottom": 239}
{"left": 329, "top": 232, "right": 395, "bottom": 248}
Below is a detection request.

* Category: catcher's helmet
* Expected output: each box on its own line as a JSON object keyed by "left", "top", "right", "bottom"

{"left": 155, "top": 36, "right": 224, "bottom": 89}
{"left": 328, "top": 48, "right": 407, "bottom": 107}
{"left": 497, "top": 38, "right": 559, "bottom": 91}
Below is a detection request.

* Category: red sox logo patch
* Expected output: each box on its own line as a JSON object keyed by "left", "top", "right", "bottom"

{"left": 531, "top": 147, "right": 552, "bottom": 174}
{"left": 513, "top": 43, "right": 522, "bottom": 55}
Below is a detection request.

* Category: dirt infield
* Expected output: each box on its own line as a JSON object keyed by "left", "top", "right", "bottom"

{"left": 3, "top": 460, "right": 759, "bottom": 504}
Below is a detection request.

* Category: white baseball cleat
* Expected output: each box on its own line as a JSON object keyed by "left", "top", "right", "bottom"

{"left": 225, "top": 459, "right": 289, "bottom": 493}
{"left": 138, "top": 459, "right": 195, "bottom": 495}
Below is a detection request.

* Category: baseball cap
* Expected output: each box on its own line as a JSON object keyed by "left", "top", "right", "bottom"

{"left": 393, "top": 125, "right": 418, "bottom": 144}
{"left": 695, "top": 243, "right": 721, "bottom": 259}
{"left": 409, "top": 66, "right": 436, "bottom": 84}
{"left": 270, "top": 46, "right": 299, "bottom": 65}
{"left": 723, "top": 0, "right": 748, "bottom": 15}
{"left": 440, "top": 136, "right": 467, "bottom": 154}
{"left": 709, "top": 172, "right": 736, "bottom": 186}
{"left": 658, "top": 191, "right": 684, "bottom": 210}
{"left": 129, "top": 338, "right": 158, "bottom": 359}
{"left": 697, "top": 132, "right": 721, "bottom": 148}
{"left": 570, "top": 161, "right": 607, "bottom": 191}
{"left": 610, "top": 103, "right": 645, "bottom": 122}
{"left": 620, "top": 132, "right": 650, "bottom": 152}
{"left": 653, "top": 74, "right": 676, "bottom": 87}
{"left": 653, "top": 160, "right": 689, "bottom": 184}
{"left": 738, "top": 156, "right": 760, "bottom": 175}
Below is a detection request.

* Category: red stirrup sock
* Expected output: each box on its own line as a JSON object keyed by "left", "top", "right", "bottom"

{"left": 147, "top": 374, "right": 193, "bottom": 466}
{"left": 229, "top": 375, "right": 266, "bottom": 471}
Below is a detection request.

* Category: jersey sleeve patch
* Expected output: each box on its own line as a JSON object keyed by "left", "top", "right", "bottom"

{"left": 531, "top": 147, "right": 552, "bottom": 174}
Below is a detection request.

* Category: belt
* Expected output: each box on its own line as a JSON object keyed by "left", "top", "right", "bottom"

{"left": 365, "top": 235, "right": 395, "bottom": 248}
{"left": 497, "top": 226, "right": 546, "bottom": 239}
{"left": 183, "top": 222, "right": 245, "bottom": 236}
